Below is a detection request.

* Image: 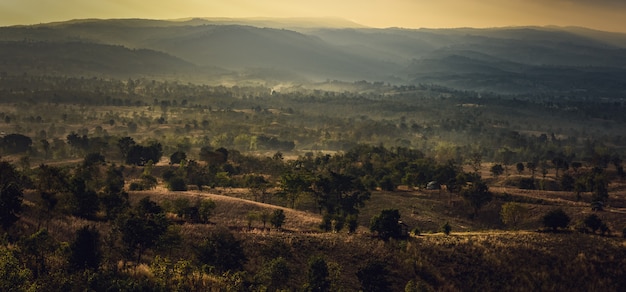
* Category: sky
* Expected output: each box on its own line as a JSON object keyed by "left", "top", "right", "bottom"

{"left": 1, "top": 0, "right": 625, "bottom": 32}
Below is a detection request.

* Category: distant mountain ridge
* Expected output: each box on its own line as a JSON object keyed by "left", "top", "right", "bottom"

{"left": 1, "top": 18, "right": 626, "bottom": 94}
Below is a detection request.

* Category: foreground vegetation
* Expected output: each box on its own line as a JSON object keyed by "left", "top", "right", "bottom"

{"left": 1, "top": 75, "right": 626, "bottom": 291}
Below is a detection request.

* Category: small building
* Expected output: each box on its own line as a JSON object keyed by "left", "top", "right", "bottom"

{"left": 426, "top": 181, "right": 440, "bottom": 190}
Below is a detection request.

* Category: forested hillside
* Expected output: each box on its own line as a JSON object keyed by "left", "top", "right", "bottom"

{"left": 2, "top": 18, "right": 626, "bottom": 93}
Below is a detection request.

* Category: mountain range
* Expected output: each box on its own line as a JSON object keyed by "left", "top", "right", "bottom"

{"left": 1, "top": 18, "right": 626, "bottom": 94}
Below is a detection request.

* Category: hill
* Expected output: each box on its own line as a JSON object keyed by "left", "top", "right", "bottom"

{"left": 2, "top": 19, "right": 626, "bottom": 93}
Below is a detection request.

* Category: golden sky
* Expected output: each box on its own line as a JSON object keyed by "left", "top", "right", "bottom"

{"left": 1, "top": 0, "right": 625, "bottom": 32}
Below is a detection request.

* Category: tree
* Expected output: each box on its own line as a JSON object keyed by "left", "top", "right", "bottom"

{"left": 370, "top": 209, "right": 403, "bottom": 240}
{"left": 69, "top": 226, "right": 102, "bottom": 271}
{"left": 0, "top": 161, "right": 23, "bottom": 230}
{"left": 542, "top": 208, "right": 570, "bottom": 231}
{"left": 526, "top": 161, "right": 537, "bottom": 179}
{"left": 462, "top": 180, "right": 492, "bottom": 218}
{"left": 117, "top": 136, "right": 136, "bottom": 162}
{"left": 255, "top": 257, "right": 290, "bottom": 291}
{"left": 0, "top": 246, "right": 33, "bottom": 291}
{"left": 116, "top": 197, "right": 169, "bottom": 265}
{"left": 194, "top": 228, "right": 246, "bottom": 272}
{"left": 306, "top": 256, "right": 330, "bottom": 292}
{"left": 442, "top": 221, "right": 452, "bottom": 235}
{"left": 313, "top": 171, "right": 370, "bottom": 229}
{"left": 279, "top": 171, "right": 313, "bottom": 209}
{"left": 490, "top": 164, "right": 504, "bottom": 177}
{"left": 1, "top": 133, "right": 32, "bottom": 154}
{"left": 500, "top": 202, "right": 528, "bottom": 228}
{"left": 169, "top": 151, "right": 187, "bottom": 165}
{"left": 551, "top": 157, "right": 569, "bottom": 178}
{"left": 197, "top": 199, "right": 216, "bottom": 224}
{"left": 516, "top": 162, "right": 525, "bottom": 174}
{"left": 560, "top": 173, "right": 575, "bottom": 191}
{"left": 68, "top": 177, "right": 99, "bottom": 219}
{"left": 357, "top": 261, "right": 390, "bottom": 292}
{"left": 270, "top": 209, "right": 286, "bottom": 230}
{"left": 583, "top": 214, "right": 603, "bottom": 234}
{"left": 125, "top": 143, "right": 163, "bottom": 166}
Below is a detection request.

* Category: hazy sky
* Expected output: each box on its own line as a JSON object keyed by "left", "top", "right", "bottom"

{"left": 1, "top": 0, "right": 625, "bottom": 32}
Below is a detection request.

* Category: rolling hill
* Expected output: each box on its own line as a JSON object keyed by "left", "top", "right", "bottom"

{"left": 2, "top": 18, "right": 626, "bottom": 93}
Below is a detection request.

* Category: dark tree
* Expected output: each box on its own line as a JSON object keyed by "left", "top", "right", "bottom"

{"left": 125, "top": 143, "right": 163, "bottom": 166}
{"left": 306, "top": 256, "right": 330, "bottom": 292}
{"left": 270, "top": 209, "right": 286, "bottom": 230}
{"left": 490, "top": 164, "right": 504, "bottom": 177}
{"left": 526, "top": 161, "right": 538, "bottom": 179}
{"left": 370, "top": 209, "right": 403, "bottom": 240}
{"left": 357, "top": 261, "right": 390, "bottom": 292}
{"left": 1, "top": 134, "right": 32, "bottom": 154}
{"left": 83, "top": 152, "right": 105, "bottom": 167}
{"left": 542, "top": 208, "right": 571, "bottom": 231}
{"left": 462, "top": 180, "right": 492, "bottom": 218}
{"left": 560, "top": 173, "right": 575, "bottom": 191}
{"left": 169, "top": 151, "right": 187, "bottom": 165}
{"left": 0, "top": 183, "right": 23, "bottom": 231}
{"left": 68, "top": 177, "right": 99, "bottom": 219}
{"left": 194, "top": 228, "right": 246, "bottom": 272}
{"left": 116, "top": 197, "right": 169, "bottom": 265}
{"left": 69, "top": 226, "right": 101, "bottom": 271}
{"left": 0, "top": 162, "right": 23, "bottom": 230}
{"left": 117, "top": 137, "right": 136, "bottom": 161}
{"left": 583, "top": 214, "right": 603, "bottom": 234}
{"left": 516, "top": 162, "right": 525, "bottom": 174}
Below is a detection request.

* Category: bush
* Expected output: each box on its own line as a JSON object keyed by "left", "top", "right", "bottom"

{"left": 542, "top": 208, "right": 570, "bottom": 231}
{"left": 167, "top": 177, "right": 187, "bottom": 191}
{"left": 442, "top": 222, "right": 451, "bottom": 235}
{"left": 583, "top": 214, "right": 603, "bottom": 234}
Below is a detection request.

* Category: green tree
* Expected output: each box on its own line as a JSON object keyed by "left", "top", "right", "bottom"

{"left": 0, "top": 246, "right": 33, "bottom": 291}
{"left": 370, "top": 209, "right": 403, "bottom": 240}
{"left": 543, "top": 208, "right": 570, "bottom": 231}
{"left": 255, "top": 257, "right": 290, "bottom": 291}
{"left": 279, "top": 171, "right": 313, "bottom": 209}
{"left": 500, "top": 202, "right": 528, "bottom": 228}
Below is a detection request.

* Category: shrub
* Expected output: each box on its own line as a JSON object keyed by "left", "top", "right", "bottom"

{"left": 583, "top": 214, "right": 603, "bottom": 234}
{"left": 167, "top": 177, "right": 187, "bottom": 191}
{"left": 442, "top": 222, "right": 451, "bottom": 235}
{"left": 542, "top": 208, "right": 570, "bottom": 231}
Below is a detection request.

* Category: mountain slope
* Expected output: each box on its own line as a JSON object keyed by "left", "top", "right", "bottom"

{"left": 2, "top": 19, "right": 626, "bottom": 93}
